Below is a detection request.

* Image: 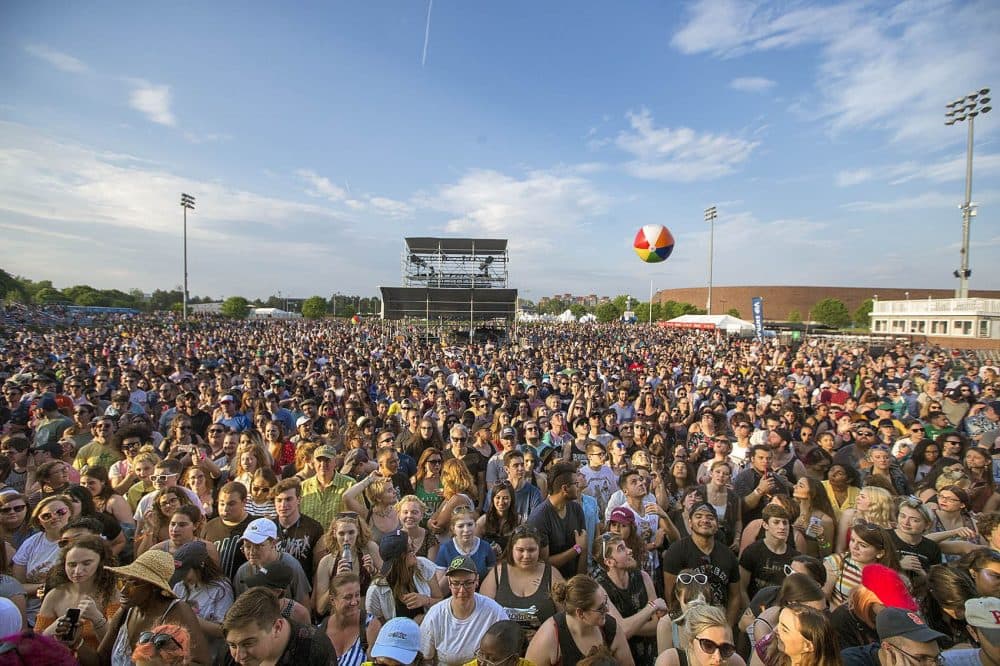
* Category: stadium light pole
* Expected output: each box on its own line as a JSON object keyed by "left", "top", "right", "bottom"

{"left": 704, "top": 206, "right": 717, "bottom": 314}
{"left": 945, "top": 88, "right": 991, "bottom": 298}
{"left": 180, "top": 194, "right": 195, "bottom": 319}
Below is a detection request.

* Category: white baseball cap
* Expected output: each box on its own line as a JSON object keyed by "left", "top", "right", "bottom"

{"left": 370, "top": 617, "right": 420, "bottom": 663}
{"left": 240, "top": 518, "right": 277, "bottom": 544}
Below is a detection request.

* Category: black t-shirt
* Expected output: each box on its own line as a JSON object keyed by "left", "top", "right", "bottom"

{"left": 224, "top": 621, "right": 335, "bottom": 666}
{"left": 739, "top": 540, "right": 799, "bottom": 600}
{"left": 276, "top": 514, "right": 325, "bottom": 576}
{"left": 662, "top": 537, "right": 740, "bottom": 607}
{"left": 443, "top": 448, "right": 488, "bottom": 482}
{"left": 203, "top": 514, "right": 254, "bottom": 580}
{"left": 526, "top": 500, "right": 586, "bottom": 579}
{"left": 890, "top": 531, "right": 942, "bottom": 573}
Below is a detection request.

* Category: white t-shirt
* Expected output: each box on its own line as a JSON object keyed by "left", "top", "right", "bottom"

{"left": 580, "top": 465, "right": 618, "bottom": 513}
{"left": 133, "top": 486, "right": 204, "bottom": 520}
{"left": 13, "top": 532, "right": 60, "bottom": 582}
{"left": 419, "top": 593, "right": 509, "bottom": 666}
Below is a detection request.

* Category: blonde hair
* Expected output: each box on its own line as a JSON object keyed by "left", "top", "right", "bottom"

{"left": 396, "top": 494, "right": 427, "bottom": 514}
{"left": 681, "top": 603, "right": 729, "bottom": 650}
{"left": 858, "top": 486, "right": 894, "bottom": 527}
{"left": 441, "top": 459, "right": 474, "bottom": 498}
{"left": 935, "top": 469, "right": 970, "bottom": 491}
{"left": 364, "top": 477, "right": 395, "bottom": 506}
{"left": 450, "top": 506, "right": 477, "bottom": 530}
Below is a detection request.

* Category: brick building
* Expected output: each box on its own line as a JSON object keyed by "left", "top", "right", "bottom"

{"left": 654, "top": 286, "right": 1000, "bottom": 320}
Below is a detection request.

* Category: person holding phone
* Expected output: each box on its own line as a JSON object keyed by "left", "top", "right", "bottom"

{"left": 36, "top": 535, "right": 118, "bottom": 650}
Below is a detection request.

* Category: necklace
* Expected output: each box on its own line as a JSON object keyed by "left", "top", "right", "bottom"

{"left": 371, "top": 505, "right": 394, "bottom": 519}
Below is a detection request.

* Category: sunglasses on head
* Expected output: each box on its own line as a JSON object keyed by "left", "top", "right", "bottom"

{"left": 138, "top": 631, "right": 183, "bottom": 651}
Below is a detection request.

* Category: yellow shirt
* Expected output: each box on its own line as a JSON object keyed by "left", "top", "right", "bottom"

{"left": 823, "top": 481, "right": 859, "bottom": 521}
{"left": 462, "top": 659, "right": 535, "bottom": 666}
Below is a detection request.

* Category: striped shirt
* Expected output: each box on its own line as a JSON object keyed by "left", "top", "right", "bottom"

{"left": 825, "top": 553, "right": 863, "bottom": 606}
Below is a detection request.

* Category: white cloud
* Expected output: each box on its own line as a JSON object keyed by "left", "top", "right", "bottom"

{"left": 671, "top": 0, "right": 1000, "bottom": 143}
{"left": 368, "top": 196, "right": 413, "bottom": 219}
{"left": 24, "top": 44, "right": 90, "bottom": 74}
{"left": 615, "top": 108, "right": 758, "bottom": 182}
{"left": 843, "top": 191, "right": 963, "bottom": 212}
{"left": 128, "top": 80, "right": 176, "bottom": 127}
{"left": 836, "top": 168, "right": 873, "bottom": 187}
{"left": 887, "top": 153, "right": 1000, "bottom": 186}
{"left": 297, "top": 169, "right": 347, "bottom": 201}
{"left": 420, "top": 168, "right": 609, "bottom": 287}
{"left": 730, "top": 77, "right": 776, "bottom": 93}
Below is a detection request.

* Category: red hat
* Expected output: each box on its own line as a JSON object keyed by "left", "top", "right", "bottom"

{"left": 609, "top": 506, "right": 636, "bottom": 526}
{"left": 861, "top": 564, "right": 918, "bottom": 611}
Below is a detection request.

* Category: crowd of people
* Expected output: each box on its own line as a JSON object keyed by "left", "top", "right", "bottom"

{"left": 0, "top": 314, "right": 999, "bottom": 666}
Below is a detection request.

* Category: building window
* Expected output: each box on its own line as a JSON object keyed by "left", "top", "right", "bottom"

{"left": 909, "top": 320, "right": 926, "bottom": 333}
{"left": 874, "top": 319, "right": 886, "bottom": 332}
{"left": 891, "top": 320, "right": 906, "bottom": 332}
{"left": 979, "top": 320, "right": 990, "bottom": 337}
{"left": 931, "top": 320, "right": 948, "bottom": 334}
{"left": 954, "top": 320, "right": 972, "bottom": 336}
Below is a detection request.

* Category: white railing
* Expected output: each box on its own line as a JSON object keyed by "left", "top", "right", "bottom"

{"left": 872, "top": 298, "right": 1000, "bottom": 315}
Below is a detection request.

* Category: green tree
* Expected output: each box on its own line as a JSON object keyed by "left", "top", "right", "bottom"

{"left": 594, "top": 301, "right": 622, "bottom": 322}
{"left": 853, "top": 299, "right": 874, "bottom": 329}
{"left": 727, "top": 308, "right": 742, "bottom": 318}
{"left": 34, "top": 287, "right": 64, "bottom": 304}
{"left": 220, "top": 296, "right": 251, "bottom": 319}
{"left": 787, "top": 309, "right": 802, "bottom": 323}
{"left": 301, "top": 296, "right": 328, "bottom": 319}
{"left": 568, "top": 303, "right": 587, "bottom": 318}
{"left": 812, "top": 298, "right": 851, "bottom": 328}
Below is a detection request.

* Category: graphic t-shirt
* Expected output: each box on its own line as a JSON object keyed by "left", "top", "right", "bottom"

{"left": 739, "top": 540, "right": 799, "bottom": 600}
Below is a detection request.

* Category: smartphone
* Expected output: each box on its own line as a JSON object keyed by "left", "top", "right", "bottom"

{"left": 65, "top": 607, "right": 81, "bottom": 630}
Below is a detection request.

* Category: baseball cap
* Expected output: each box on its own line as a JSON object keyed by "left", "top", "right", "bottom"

{"left": 875, "top": 608, "right": 945, "bottom": 642}
{"left": 370, "top": 617, "right": 420, "bottom": 664}
{"left": 876, "top": 402, "right": 894, "bottom": 411}
{"left": 356, "top": 416, "right": 372, "bottom": 428}
{"left": 965, "top": 597, "right": 1000, "bottom": 636}
{"left": 244, "top": 559, "right": 294, "bottom": 591}
{"left": 313, "top": 445, "right": 338, "bottom": 460}
{"left": 445, "top": 555, "right": 478, "bottom": 576}
{"left": 240, "top": 518, "right": 277, "bottom": 544}
{"left": 296, "top": 416, "right": 311, "bottom": 428}
{"left": 500, "top": 427, "right": 516, "bottom": 439}
{"left": 170, "top": 540, "right": 210, "bottom": 585}
{"left": 219, "top": 394, "right": 235, "bottom": 404}
{"left": 39, "top": 396, "right": 58, "bottom": 412}
{"left": 689, "top": 502, "right": 718, "bottom": 520}
{"left": 379, "top": 530, "right": 409, "bottom": 574}
{"left": 609, "top": 506, "right": 636, "bottom": 526}
{"left": 30, "top": 441, "right": 63, "bottom": 457}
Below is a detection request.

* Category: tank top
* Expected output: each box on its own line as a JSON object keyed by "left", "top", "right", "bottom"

{"left": 111, "top": 599, "right": 181, "bottom": 666}
{"left": 493, "top": 563, "right": 556, "bottom": 631}
{"left": 553, "top": 611, "right": 617, "bottom": 666}
{"left": 414, "top": 482, "right": 443, "bottom": 524}
{"left": 594, "top": 569, "right": 657, "bottom": 665}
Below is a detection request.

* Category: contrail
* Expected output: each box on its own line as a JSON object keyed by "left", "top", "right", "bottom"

{"left": 421, "top": 0, "right": 433, "bottom": 67}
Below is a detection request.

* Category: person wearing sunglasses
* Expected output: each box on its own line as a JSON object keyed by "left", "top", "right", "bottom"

{"left": 12, "top": 495, "right": 71, "bottom": 626}
{"left": 657, "top": 603, "right": 743, "bottom": 666}
{"left": 0, "top": 491, "right": 33, "bottom": 550}
{"left": 525, "top": 573, "right": 634, "bottom": 666}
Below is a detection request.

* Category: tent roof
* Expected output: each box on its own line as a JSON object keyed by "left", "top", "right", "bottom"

{"left": 661, "top": 314, "right": 755, "bottom": 331}
{"left": 405, "top": 238, "right": 507, "bottom": 255}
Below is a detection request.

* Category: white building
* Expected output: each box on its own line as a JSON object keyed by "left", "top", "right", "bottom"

{"left": 871, "top": 298, "right": 1000, "bottom": 341}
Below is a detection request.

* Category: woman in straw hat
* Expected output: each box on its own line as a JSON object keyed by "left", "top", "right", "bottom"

{"left": 65, "top": 549, "right": 210, "bottom": 666}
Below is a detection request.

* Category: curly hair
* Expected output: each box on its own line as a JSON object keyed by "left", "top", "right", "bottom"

{"left": 47, "top": 535, "right": 117, "bottom": 607}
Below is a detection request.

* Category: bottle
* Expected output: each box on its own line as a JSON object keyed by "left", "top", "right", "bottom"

{"left": 341, "top": 543, "right": 353, "bottom": 568}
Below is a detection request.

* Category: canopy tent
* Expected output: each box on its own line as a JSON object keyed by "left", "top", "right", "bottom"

{"left": 659, "top": 314, "right": 756, "bottom": 334}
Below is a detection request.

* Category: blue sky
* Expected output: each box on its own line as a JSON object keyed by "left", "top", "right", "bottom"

{"left": 2, "top": 0, "right": 998, "bottom": 302}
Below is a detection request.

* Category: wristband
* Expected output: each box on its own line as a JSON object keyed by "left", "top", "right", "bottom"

{"left": 573, "top": 544, "right": 583, "bottom": 554}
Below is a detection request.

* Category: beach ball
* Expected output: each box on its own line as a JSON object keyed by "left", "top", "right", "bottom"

{"left": 633, "top": 224, "right": 675, "bottom": 263}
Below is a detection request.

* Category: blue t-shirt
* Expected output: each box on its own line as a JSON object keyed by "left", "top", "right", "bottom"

{"left": 435, "top": 538, "right": 497, "bottom": 582}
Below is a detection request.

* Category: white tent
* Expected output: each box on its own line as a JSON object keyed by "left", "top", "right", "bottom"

{"left": 249, "top": 307, "right": 301, "bottom": 319}
{"left": 557, "top": 309, "right": 577, "bottom": 323}
{"left": 662, "top": 314, "right": 756, "bottom": 335}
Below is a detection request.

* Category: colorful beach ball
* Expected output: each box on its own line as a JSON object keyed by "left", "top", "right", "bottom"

{"left": 633, "top": 224, "right": 675, "bottom": 263}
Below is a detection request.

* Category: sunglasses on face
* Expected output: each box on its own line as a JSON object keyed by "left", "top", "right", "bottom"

{"left": 0, "top": 504, "right": 27, "bottom": 514}
{"left": 39, "top": 508, "right": 69, "bottom": 521}
{"left": 152, "top": 474, "right": 179, "bottom": 483}
{"left": 696, "top": 637, "right": 737, "bottom": 659}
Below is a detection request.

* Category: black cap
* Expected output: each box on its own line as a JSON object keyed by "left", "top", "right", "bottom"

{"left": 379, "top": 530, "right": 409, "bottom": 574}
{"left": 244, "top": 559, "right": 294, "bottom": 591}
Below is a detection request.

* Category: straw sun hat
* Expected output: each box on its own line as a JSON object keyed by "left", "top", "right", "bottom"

{"left": 106, "top": 550, "right": 178, "bottom": 598}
